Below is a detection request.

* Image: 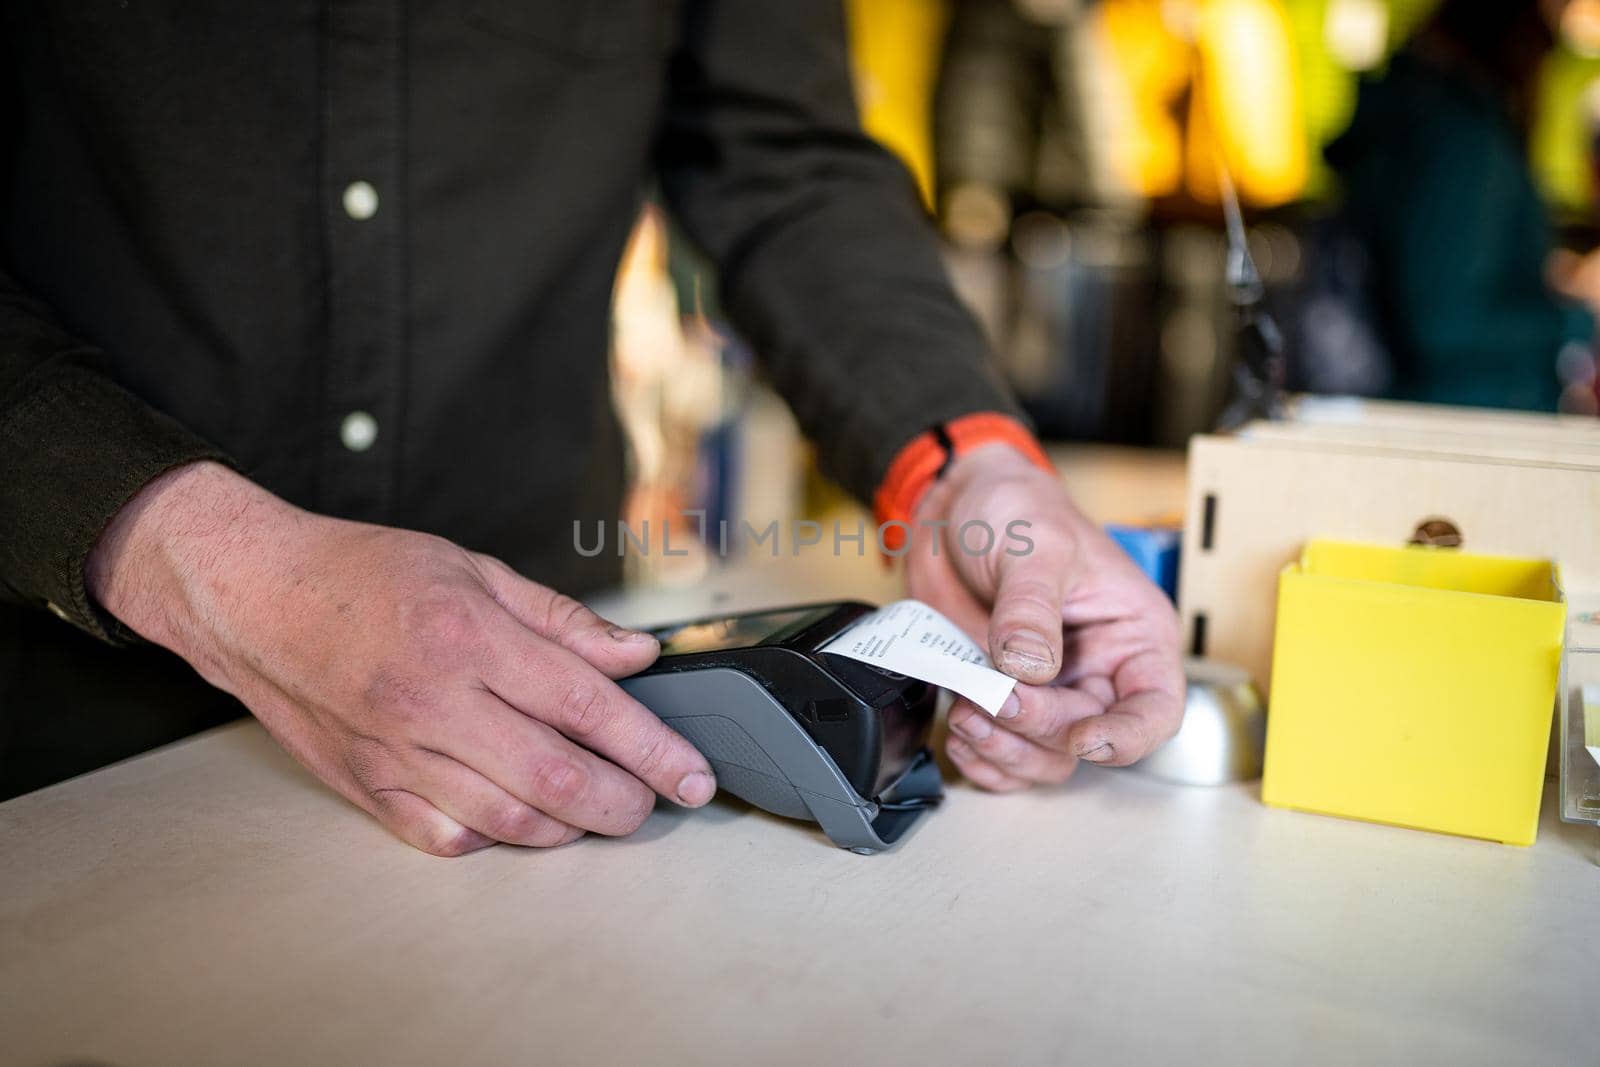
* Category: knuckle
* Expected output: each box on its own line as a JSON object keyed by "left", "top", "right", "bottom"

{"left": 360, "top": 668, "right": 434, "bottom": 727}
{"left": 483, "top": 802, "right": 550, "bottom": 845}
{"left": 630, "top": 726, "right": 675, "bottom": 782}
{"left": 531, "top": 756, "right": 589, "bottom": 810}
{"left": 343, "top": 740, "right": 395, "bottom": 793}
{"left": 526, "top": 820, "right": 577, "bottom": 848}
{"left": 369, "top": 789, "right": 478, "bottom": 857}
{"left": 1123, "top": 720, "right": 1154, "bottom": 760}
{"left": 614, "top": 782, "right": 656, "bottom": 835}
{"left": 998, "top": 576, "right": 1063, "bottom": 623}
{"left": 404, "top": 594, "right": 482, "bottom": 657}
{"left": 557, "top": 679, "right": 610, "bottom": 738}
{"left": 423, "top": 824, "right": 482, "bottom": 858}
{"left": 964, "top": 765, "right": 1005, "bottom": 792}
{"left": 976, "top": 734, "right": 1020, "bottom": 767}
{"left": 541, "top": 593, "right": 593, "bottom": 642}
{"left": 1039, "top": 757, "right": 1079, "bottom": 785}
{"left": 1018, "top": 695, "right": 1076, "bottom": 742}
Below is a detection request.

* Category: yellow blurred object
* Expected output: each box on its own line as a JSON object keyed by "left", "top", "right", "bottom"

{"left": 1263, "top": 540, "right": 1566, "bottom": 847}
{"left": 1533, "top": 44, "right": 1600, "bottom": 214}
{"left": 1099, "top": 0, "right": 1307, "bottom": 206}
{"left": 846, "top": 0, "right": 949, "bottom": 208}
{"left": 1188, "top": 0, "right": 1308, "bottom": 205}
{"left": 1322, "top": 0, "right": 1388, "bottom": 71}
{"left": 1099, "top": 0, "right": 1191, "bottom": 198}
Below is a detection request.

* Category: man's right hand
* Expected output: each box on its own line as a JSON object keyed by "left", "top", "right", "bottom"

{"left": 85, "top": 461, "right": 716, "bottom": 856}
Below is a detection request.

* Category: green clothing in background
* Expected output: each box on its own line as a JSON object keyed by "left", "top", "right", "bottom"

{"left": 1326, "top": 52, "right": 1592, "bottom": 411}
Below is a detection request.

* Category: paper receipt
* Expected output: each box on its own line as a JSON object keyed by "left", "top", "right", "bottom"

{"left": 822, "top": 599, "right": 1017, "bottom": 716}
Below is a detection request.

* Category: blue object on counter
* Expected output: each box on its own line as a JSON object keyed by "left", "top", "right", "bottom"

{"left": 1106, "top": 524, "right": 1181, "bottom": 600}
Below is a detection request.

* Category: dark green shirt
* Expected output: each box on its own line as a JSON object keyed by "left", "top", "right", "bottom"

{"left": 1327, "top": 51, "right": 1592, "bottom": 410}
{"left": 0, "top": 1, "right": 1018, "bottom": 795}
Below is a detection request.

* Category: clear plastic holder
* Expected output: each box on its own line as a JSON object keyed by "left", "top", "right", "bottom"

{"left": 1559, "top": 609, "right": 1600, "bottom": 826}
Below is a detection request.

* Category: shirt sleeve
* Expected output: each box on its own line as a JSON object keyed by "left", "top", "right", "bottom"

{"left": 655, "top": 0, "right": 1026, "bottom": 503}
{"left": 0, "top": 268, "right": 236, "bottom": 643}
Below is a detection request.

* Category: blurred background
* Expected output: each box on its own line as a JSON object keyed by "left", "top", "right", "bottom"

{"left": 610, "top": 0, "right": 1600, "bottom": 586}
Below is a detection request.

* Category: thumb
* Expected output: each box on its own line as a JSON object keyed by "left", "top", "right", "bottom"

{"left": 473, "top": 555, "right": 659, "bottom": 679}
{"left": 986, "top": 534, "right": 1075, "bottom": 685}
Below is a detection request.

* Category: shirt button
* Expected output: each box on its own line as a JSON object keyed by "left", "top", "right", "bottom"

{"left": 342, "top": 181, "right": 379, "bottom": 221}
{"left": 340, "top": 411, "right": 379, "bottom": 452}
{"left": 45, "top": 601, "right": 71, "bottom": 622}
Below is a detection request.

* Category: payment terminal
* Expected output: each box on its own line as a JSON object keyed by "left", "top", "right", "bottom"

{"left": 621, "top": 601, "right": 943, "bottom": 853}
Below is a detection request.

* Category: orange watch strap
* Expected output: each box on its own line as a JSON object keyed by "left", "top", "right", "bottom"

{"left": 872, "top": 413, "right": 1051, "bottom": 552}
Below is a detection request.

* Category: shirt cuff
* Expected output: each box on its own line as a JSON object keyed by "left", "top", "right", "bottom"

{"left": 0, "top": 362, "right": 237, "bottom": 645}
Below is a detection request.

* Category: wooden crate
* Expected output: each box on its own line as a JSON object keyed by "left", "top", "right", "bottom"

{"left": 1178, "top": 402, "right": 1600, "bottom": 694}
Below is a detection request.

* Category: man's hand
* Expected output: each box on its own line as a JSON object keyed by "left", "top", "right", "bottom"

{"left": 905, "top": 445, "right": 1184, "bottom": 790}
{"left": 87, "top": 462, "right": 716, "bottom": 855}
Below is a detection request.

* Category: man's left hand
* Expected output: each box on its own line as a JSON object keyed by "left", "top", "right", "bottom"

{"left": 905, "top": 444, "right": 1185, "bottom": 790}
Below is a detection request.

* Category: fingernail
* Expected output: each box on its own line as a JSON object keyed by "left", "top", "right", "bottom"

{"left": 1076, "top": 741, "right": 1113, "bottom": 763}
{"left": 952, "top": 711, "right": 993, "bottom": 741}
{"left": 997, "top": 692, "right": 1022, "bottom": 719}
{"left": 676, "top": 771, "right": 715, "bottom": 806}
{"left": 610, "top": 626, "right": 655, "bottom": 643}
{"left": 1000, "top": 631, "right": 1054, "bottom": 674}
